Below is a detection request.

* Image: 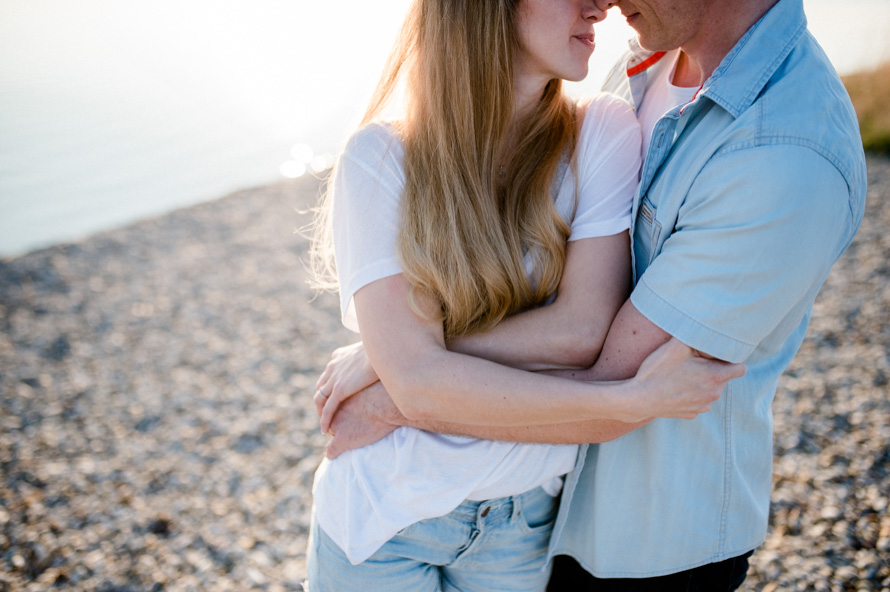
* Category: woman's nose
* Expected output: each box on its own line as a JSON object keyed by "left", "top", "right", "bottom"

{"left": 585, "top": 1, "right": 608, "bottom": 21}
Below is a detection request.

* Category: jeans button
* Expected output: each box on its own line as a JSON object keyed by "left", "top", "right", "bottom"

{"left": 481, "top": 507, "right": 490, "bottom": 518}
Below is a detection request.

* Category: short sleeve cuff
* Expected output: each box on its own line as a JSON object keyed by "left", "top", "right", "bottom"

{"left": 568, "top": 215, "right": 631, "bottom": 242}
{"left": 340, "top": 259, "right": 403, "bottom": 332}
{"left": 630, "top": 278, "right": 757, "bottom": 362}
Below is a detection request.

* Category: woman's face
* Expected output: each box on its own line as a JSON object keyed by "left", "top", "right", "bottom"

{"left": 514, "top": 0, "right": 605, "bottom": 86}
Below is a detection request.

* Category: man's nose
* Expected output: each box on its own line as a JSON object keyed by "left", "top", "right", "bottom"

{"left": 593, "top": 0, "right": 617, "bottom": 11}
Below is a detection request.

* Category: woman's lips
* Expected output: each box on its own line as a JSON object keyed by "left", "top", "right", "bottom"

{"left": 574, "top": 33, "right": 596, "bottom": 50}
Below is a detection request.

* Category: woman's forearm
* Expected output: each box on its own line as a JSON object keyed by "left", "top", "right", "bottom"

{"left": 355, "top": 275, "right": 742, "bottom": 427}
{"left": 382, "top": 344, "right": 635, "bottom": 424}
{"left": 447, "top": 234, "right": 631, "bottom": 371}
{"left": 447, "top": 297, "right": 603, "bottom": 370}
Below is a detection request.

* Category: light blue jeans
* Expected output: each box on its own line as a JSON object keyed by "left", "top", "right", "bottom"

{"left": 306, "top": 486, "right": 558, "bottom": 592}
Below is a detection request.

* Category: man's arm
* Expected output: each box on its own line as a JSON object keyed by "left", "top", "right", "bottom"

{"left": 325, "top": 299, "right": 673, "bottom": 457}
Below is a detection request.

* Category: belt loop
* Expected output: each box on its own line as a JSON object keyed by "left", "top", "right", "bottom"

{"left": 511, "top": 492, "right": 523, "bottom": 521}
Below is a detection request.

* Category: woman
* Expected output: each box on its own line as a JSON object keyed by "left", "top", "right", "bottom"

{"left": 307, "top": 0, "right": 743, "bottom": 590}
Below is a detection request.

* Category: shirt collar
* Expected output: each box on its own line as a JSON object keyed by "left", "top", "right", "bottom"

{"left": 623, "top": 37, "right": 666, "bottom": 76}
{"left": 700, "top": 0, "right": 807, "bottom": 118}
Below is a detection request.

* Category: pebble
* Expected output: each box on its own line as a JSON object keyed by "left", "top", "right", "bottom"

{"left": 1, "top": 158, "right": 889, "bottom": 590}
{"left": 1, "top": 177, "right": 338, "bottom": 591}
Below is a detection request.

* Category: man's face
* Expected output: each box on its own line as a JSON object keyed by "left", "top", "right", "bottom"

{"left": 595, "top": 0, "right": 709, "bottom": 52}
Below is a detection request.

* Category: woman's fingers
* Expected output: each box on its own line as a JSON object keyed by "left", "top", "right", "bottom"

{"left": 316, "top": 357, "right": 334, "bottom": 390}
{"left": 711, "top": 357, "right": 746, "bottom": 384}
{"left": 313, "top": 341, "right": 381, "bottom": 428}
{"left": 632, "top": 337, "right": 746, "bottom": 422}
{"left": 313, "top": 387, "right": 330, "bottom": 419}
{"left": 314, "top": 359, "right": 336, "bottom": 418}
{"left": 679, "top": 355, "right": 745, "bottom": 416}
{"left": 689, "top": 355, "right": 746, "bottom": 396}
{"left": 314, "top": 343, "right": 359, "bottom": 418}
{"left": 316, "top": 342, "right": 357, "bottom": 398}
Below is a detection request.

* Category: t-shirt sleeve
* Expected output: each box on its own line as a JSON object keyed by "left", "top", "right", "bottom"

{"left": 331, "top": 124, "right": 405, "bottom": 332}
{"left": 568, "top": 93, "right": 642, "bottom": 241}
{"left": 631, "top": 145, "right": 859, "bottom": 362}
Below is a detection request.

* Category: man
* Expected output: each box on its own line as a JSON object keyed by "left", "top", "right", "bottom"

{"left": 538, "top": 2, "right": 863, "bottom": 586}
{"left": 321, "top": 0, "right": 866, "bottom": 588}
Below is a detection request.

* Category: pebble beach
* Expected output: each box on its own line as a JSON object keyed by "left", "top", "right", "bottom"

{"left": 1, "top": 157, "right": 888, "bottom": 590}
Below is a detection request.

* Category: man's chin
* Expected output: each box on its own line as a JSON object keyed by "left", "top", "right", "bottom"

{"left": 634, "top": 35, "right": 678, "bottom": 54}
{"left": 627, "top": 27, "right": 676, "bottom": 53}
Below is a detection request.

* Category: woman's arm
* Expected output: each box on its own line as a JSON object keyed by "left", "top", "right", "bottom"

{"left": 318, "top": 271, "right": 744, "bottom": 432}
{"left": 322, "top": 301, "right": 741, "bottom": 458}
{"left": 316, "top": 97, "right": 641, "bottom": 414}
{"left": 314, "top": 232, "right": 629, "bottom": 420}
{"left": 447, "top": 231, "right": 631, "bottom": 370}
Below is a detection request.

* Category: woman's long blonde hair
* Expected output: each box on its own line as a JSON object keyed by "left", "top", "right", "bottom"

{"left": 312, "top": 0, "right": 579, "bottom": 338}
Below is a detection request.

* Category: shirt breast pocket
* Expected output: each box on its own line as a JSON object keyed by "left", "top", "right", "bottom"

{"left": 634, "top": 195, "right": 662, "bottom": 271}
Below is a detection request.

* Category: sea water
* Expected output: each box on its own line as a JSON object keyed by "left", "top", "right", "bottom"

{"left": 0, "top": 0, "right": 888, "bottom": 257}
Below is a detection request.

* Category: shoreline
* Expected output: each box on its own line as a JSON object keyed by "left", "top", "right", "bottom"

{"left": 1, "top": 159, "right": 889, "bottom": 590}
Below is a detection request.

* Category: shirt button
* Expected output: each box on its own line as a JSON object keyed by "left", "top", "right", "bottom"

{"left": 481, "top": 507, "right": 490, "bottom": 518}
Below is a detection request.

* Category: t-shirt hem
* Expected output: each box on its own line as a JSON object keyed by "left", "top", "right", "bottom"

{"left": 568, "top": 217, "right": 632, "bottom": 242}
{"left": 314, "top": 516, "right": 391, "bottom": 566}
{"left": 340, "top": 259, "right": 402, "bottom": 331}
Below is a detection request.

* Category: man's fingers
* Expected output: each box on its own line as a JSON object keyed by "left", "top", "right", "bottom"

{"left": 320, "top": 391, "right": 343, "bottom": 434}
{"left": 324, "top": 416, "right": 348, "bottom": 459}
{"left": 325, "top": 438, "right": 343, "bottom": 459}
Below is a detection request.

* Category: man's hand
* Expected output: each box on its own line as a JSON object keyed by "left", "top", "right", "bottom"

{"left": 324, "top": 381, "right": 404, "bottom": 459}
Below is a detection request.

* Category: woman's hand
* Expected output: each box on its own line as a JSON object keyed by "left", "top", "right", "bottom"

{"left": 315, "top": 341, "right": 380, "bottom": 434}
{"left": 619, "top": 337, "right": 746, "bottom": 423}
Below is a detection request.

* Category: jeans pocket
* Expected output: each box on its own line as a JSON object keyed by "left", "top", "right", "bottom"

{"left": 516, "top": 487, "right": 558, "bottom": 533}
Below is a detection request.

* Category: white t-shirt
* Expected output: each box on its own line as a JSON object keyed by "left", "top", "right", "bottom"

{"left": 638, "top": 52, "right": 699, "bottom": 156}
{"left": 313, "top": 92, "right": 642, "bottom": 565}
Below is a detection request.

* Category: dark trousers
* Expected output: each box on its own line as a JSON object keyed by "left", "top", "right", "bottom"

{"left": 546, "top": 551, "right": 754, "bottom": 592}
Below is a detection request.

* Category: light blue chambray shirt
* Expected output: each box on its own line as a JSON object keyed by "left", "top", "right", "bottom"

{"left": 548, "top": 0, "right": 866, "bottom": 578}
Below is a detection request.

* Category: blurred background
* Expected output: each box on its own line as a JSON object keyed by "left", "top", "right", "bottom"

{"left": 2, "top": 2, "right": 890, "bottom": 591}
{"left": 2, "top": 0, "right": 890, "bottom": 258}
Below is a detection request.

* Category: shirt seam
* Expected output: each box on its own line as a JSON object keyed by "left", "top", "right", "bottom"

{"left": 710, "top": 137, "right": 859, "bottom": 209}
{"left": 718, "top": 381, "right": 733, "bottom": 554}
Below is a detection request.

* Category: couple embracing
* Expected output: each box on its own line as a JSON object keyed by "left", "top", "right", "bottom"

{"left": 306, "top": 0, "right": 865, "bottom": 590}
